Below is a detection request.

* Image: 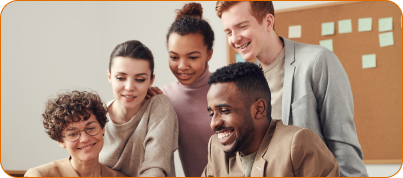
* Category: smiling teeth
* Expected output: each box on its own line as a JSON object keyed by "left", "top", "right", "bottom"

{"left": 218, "top": 131, "right": 232, "bottom": 139}
{"left": 124, "top": 96, "right": 134, "bottom": 98}
{"left": 239, "top": 42, "right": 250, "bottom": 49}
{"left": 180, "top": 74, "right": 189, "bottom": 76}
{"left": 79, "top": 145, "right": 92, "bottom": 150}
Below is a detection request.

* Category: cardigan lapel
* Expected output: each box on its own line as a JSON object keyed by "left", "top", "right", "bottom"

{"left": 280, "top": 37, "right": 296, "bottom": 125}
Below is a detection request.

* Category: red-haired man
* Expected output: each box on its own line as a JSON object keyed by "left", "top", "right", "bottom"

{"left": 213, "top": 1, "right": 367, "bottom": 177}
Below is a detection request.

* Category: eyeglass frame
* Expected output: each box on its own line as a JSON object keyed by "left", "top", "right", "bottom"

{"left": 62, "top": 121, "right": 102, "bottom": 142}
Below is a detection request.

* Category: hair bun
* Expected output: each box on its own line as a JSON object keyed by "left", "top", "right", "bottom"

{"left": 175, "top": 2, "right": 203, "bottom": 21}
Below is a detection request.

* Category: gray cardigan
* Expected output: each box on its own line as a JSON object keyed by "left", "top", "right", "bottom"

{"left": 280, "top": 37, "right": 368, "bottom": 177}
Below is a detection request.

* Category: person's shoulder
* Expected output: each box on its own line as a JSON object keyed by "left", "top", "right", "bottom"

{"left": 101, "top": 163, "right": 127, "bottom": 177}
{"left": 271, "top": 120, "right": 307, "bottom": 140}
{"left": 147, "top": 94, "right": 177, "bottom": 119}
{"left": 105, "top": 99, "right": 115, "bottom": 107}
{"left": 149, "top": 94, "right": 173, "bottom": 105}
{"left": 24, "top": 167, "right": 43, "bottom": 177}
{"left": 287, "top": 38, "right": 328, "bottom": 53}
{"left": 24, "top": 158, "right": 67, "bottom": 177}
{"left": 273, "top": 120, "right": 322, "bottom": 144}
{"left": 273, "top": 119, "right": 303, "bottom": 132}
{"left": 284, "top": 38, "right": 334, "bottom": 61}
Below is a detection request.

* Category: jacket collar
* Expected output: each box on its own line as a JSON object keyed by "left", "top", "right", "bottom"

{"left": 227, "top": 120, "right": 280, "bottom": 177}
{"left": 280, "top": 36, "right": 296, "bottom": 125}
{"left": 249, "top": 119, "right": 279, "bottom": 177}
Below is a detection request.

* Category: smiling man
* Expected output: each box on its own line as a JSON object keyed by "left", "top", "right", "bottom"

{"left": 215, "top": 1, "right": 368, "bottom": 177}
{"left": 202, "top": 62, "right": 340, "bottom": 177}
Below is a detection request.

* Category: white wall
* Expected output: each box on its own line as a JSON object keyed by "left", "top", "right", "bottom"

{"left": 1, "top": 2, "right": 226, "bottom": 176}
{"left": 1, "top": 1, "right": 400, "bottom": 177}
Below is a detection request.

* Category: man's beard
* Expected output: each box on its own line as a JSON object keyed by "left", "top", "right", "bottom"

{"left": 224, "top": 113, "right": 255, "bottom": 154}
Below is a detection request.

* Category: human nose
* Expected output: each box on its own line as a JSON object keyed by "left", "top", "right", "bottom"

{"left": 125, "top": 79, "right": 135, "bottom": 91}
{"left": 79, "top": 129, "right": 91, "bottom": 142}
{"left": 231, "top": 32, "right": 242, "bottom": 45}
{"left": 210, "top": 114, "right": 224, "bottom": 132}
{"left": 178, "top": 59, "right": 189, "bottom": 71}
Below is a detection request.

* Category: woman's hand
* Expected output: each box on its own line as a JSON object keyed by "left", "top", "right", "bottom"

{"left": 146, "top": 87, "right": 163, "bottom": 99}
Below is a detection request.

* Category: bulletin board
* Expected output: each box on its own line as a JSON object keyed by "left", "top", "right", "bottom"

{"left": 227, "top": 1, "right": 402, "bottom": 164}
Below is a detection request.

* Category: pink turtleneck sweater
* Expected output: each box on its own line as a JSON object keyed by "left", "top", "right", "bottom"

{"left": 161, "top": 65, "right": 215, "bottom": 177}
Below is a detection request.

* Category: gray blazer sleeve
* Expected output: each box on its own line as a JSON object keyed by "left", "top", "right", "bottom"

{"left": 312, "top": 49, "right": 368, "bottom": 177}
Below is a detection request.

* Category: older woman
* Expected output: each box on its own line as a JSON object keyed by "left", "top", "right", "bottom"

{"left": 24, "top": 90, "right": 126, "bottom": 177}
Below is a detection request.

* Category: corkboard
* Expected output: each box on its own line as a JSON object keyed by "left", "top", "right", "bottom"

{"left": 228, "top": 1, "right": 402, "bottom": 164}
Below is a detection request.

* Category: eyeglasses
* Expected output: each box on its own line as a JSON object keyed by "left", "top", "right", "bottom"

{"left": 62, "top": 121, "right": 102, "bottom": 142}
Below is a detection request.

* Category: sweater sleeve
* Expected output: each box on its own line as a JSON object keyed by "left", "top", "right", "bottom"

{"left": 139, "top": 95, "right": 179, "bottom": 177}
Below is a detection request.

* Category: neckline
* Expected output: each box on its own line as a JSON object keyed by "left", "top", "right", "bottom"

{"left": 69, "top": 156, "right": 102, "bottom": 177}
{"left": 106, "top": 98, "right": 151, "bottom": 128}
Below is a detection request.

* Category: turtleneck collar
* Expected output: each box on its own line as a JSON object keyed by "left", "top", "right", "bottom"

{"left": 178, "top": 64, "right": 212, "bottom": 89}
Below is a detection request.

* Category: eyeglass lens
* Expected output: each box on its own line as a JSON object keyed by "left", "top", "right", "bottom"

{"left": 64, "top": 122, "right": 101, "bottom": 142}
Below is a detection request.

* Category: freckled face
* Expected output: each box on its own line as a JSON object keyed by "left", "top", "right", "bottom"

{"left": 168, "top": 33, "right": 212, "bottom": 85}
{"left": 207, "top": 82, "right": 255, "bottom": 154}
{"left": 58, "top": 114, "right": 105, "bottom": 162}
{"left": 221, "top": 1, "right": 269, "bottom": 61}
{"left": 108, "top": 57, "right": 154, "bottom": 111}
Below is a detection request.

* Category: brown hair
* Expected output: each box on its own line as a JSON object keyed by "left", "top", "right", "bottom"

{"left": 109, "top": 40, "right": 154, "bottom": 79}
{"left": 42, "top": 90, "right": 108, "bottom": 142}
{"left": 167, "top": 2, "right": 215, "bottom": 51}
{"left": 216, "top": 1, "right": 275, "bottom": 28}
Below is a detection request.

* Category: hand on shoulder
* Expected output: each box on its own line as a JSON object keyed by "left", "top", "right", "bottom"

{"left": 146, "top": 86, "right": 163, "bottom": 99}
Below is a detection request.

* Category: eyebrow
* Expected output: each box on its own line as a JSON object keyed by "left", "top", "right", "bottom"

{"left": 169, "top": 51, "right": 201, "bottom": 55}
{"left": 115, "top": 72, "right": 148, "bottom": 76}
{"left": 86, "top": 121, "right": 96, "bottom": 126}
{"left": 223, "top": 21, "right": 250, "bottom": 32}
{"left": 207, "top": 103, "right": 231, "bottom": 111}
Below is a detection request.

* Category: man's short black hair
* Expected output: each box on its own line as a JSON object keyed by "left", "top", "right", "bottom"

{"left": 208, "top": 62, "right": 272, "bottom": 118}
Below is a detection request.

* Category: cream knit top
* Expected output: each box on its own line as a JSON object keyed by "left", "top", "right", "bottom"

{"left": 263, "top": 47, "right": 285, "bottom": 120}
{"left": 99, "top": 94, "right": 179, "bottom": 177}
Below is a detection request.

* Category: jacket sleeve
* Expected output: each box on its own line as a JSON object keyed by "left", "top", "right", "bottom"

{"left": 291, "top": 128, "right": 340, "bottom": 177}
{"left": 201, "top": 136, "right": 213, "bottom": 177}
{"left": 312, "top": 49, "right": 368, "bottom": 176}
{"left": 139, "top": 95, "right": 179, "bottom": 177}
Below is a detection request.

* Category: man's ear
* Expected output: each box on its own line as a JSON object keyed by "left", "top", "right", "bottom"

{"left": 58, "top": 141, "right": 66, "bottom": 149}
{"left": 253, "top": 99, "right": 267, "bottom": 120}
{"left": 265, "top": 13, "right": 275, "bottom": 32}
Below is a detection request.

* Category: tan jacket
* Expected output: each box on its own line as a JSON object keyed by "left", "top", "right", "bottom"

{"left": 202, "top": 119, "right": 340, "bottom": 177}
{"left": 24, "top": 157, "right": 126, "bottom": 177}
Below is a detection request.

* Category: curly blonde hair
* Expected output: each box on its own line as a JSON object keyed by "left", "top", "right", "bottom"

{"left": 42, "top": 90, "right": 108, "bottom": 142}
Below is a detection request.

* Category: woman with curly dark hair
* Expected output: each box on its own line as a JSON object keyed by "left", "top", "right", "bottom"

{"left": 24, "top": 90, "right": 126, "bottom": 177}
